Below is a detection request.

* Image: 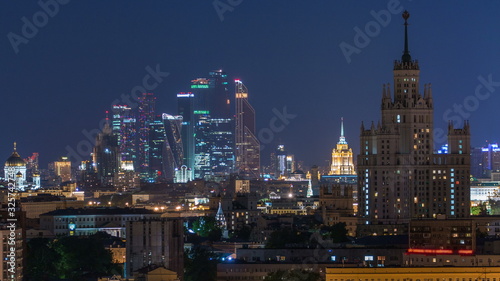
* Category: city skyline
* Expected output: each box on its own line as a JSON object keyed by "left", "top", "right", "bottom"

{"left": 2, "top": 1, "right": 500, "bottom": 168}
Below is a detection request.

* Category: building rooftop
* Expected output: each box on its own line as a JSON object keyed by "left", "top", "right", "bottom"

{"left": 40, "top": 207, "right": 157, "bottom": 216}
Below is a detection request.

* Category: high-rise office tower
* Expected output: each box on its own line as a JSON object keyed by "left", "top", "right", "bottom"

{"left": 93, "top": 123, "right": 120, "bottom": 186}
{"left": 112, "top": 105, "right": 137, "bottom": 164}
{"left": 285, "top": 154, "right": 295, "bottom": 176}
{"left": 177, "top": 92, "right": 195, "bottom": 172}
{"left": 194, "top": 113, "right": 212, "bottom": 179}
{"left": 190, "top": 70, "right": 234, "bottom": 179}
{"left": 209, "top": 117, "right": 235, "bottom": 177}
{"left": 137, "top": 93, "right": 156, "bottom": 177}
{"left": 357, "top": 11, "right": 470, "bottom": 226}
{"left": 24, "top": 152, "right": 39, "bottom": 181}
{"left": 79, "top": 160, "right": 100, "bottom": 189}
{"left": 209, "top": 70, "right": 231, "bottom": 119}
{"left": 148, "top": 116, "right": 166, "bottom": 181}
{"left": 329, "top": 118, "right": 356, "bottom": 175}
{"left": 193, "top": 114, "right": 235, "bottom": 179}
{"left": 275, "top": 145, "right": 287, "bottom": 178}
{"left": 190, "top": 78, "right": 210, "bottom": 112}
{"left": 162, "top": 113, "right": 184, "bottom": 181}
{"left": 53, "top": 156, "right": 72, "bottom": 182}
{"left": 474, "top": 143, "right": 500, "bottom": 178}
{"left": 235, "top": 80, "right": 260, "bottom": 178}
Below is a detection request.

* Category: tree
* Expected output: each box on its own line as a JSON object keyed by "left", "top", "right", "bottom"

{"left": 192, "top": 216, "right": 222, "bottom": 241}
{"left": 184, "top": 246, "right": 218, "bottom": 281}
{"left": 321, "top": 222, "right": 349, "bottom": 243}
{"left": 264, "top": 269, "right": 321, "bottom": 281}
{"left": 25, "top": 238, "right": 58, "bottom": 281}
{"left": 53, "top": 234, "right": 119, "bottom": 280}
{"left": 25, "top": 233, "right": 120, "bottom": 281}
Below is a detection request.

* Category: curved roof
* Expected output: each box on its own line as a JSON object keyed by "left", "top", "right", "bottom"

{"left": 5, "top": 151, "right": 25, "bottom": 167}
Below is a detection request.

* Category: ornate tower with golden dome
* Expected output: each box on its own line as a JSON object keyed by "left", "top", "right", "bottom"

{"left": 4, "top": 142, "right": 27, "bottom": 188}
{"left": 329, "top": 118, "right": 356, "bottom": 175}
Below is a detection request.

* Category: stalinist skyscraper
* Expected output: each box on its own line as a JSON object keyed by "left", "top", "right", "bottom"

{"left": 329, "top": 118, "right": 355, "bottom": 175}
{"left": 357, "top": 11, "right": 470, "bottom": 228}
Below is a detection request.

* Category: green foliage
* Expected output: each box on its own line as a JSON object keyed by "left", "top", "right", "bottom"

{"left": 321, "top": 222, "right": 349, "bottom": 243}
{"left": 264, "top": 269, "right": 321, "bottom": 281}
{"left": 471, "top": 206, "right": 482, "bottom": 215}
{"left": 489, "top": 199, "right": 500, "bottom": 215}
{"left": 265, "top": 228, "right": 309, "bottom": 248}
{"left": 184, "top": 246, "right": 218, "bottom": 281}
{"left": 471, "top": 201, "right": 488, "bottom": 216}
{"left": 25, "top": 238, "right": 58, "bottom": 281}
{"left": 192, "top": 216, "right": 222, "bottom": 241}
{"left": 25, "top": 233, "right": 120, "bottom": 281}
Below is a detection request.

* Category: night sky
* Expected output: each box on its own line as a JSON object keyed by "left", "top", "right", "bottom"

{"left": 2, "top": 1, "right": 500, "bottom": 168}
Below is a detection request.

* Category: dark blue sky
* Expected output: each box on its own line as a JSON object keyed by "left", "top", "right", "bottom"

{"left": 2, "top": 1, "right": 500, "bottom": 168}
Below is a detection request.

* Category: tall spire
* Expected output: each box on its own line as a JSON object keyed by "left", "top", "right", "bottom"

{"left": 402, "top": 10, "right": 411, "bottom": 63}
{"left": 13, "top": 142, "right": 17, "bottom": 151}
{"left": 338, "top": 117, "right": 347, "bottom": 144}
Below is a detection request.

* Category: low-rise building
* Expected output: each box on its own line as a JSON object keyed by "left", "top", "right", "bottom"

{"left": 410, "top": 218, "right": 475, "bottom": 251}
{"left": 20, "top": 194, "right": 85, "bottom": 219}
{"left": 39, "top": 207, "right": 160, "bottom": 237}
{"left": 217, "top": 263, "right": 331, "bottom": 281}
{"left": 326, "top": 267, "right": 500, "bottom": 281}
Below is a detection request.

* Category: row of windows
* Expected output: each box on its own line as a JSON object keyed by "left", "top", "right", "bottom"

{"left": 53, "top": 216, "right": 147, "bottom": 222}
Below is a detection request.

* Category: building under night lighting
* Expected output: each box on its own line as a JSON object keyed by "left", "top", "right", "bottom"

{"left": 177, "top": 92, "right": 195, "bottom": 172}
{"left": 162, "top": 113, "right": 184, "bottom": 181}
{"left": 235, "top": 80, "right": 260, "bottom": 179}
{"left": 93, "top": 123, "right": 121, "bottom": 186}
{"left": 137, "top": 93, "right": 156, "bottom": 177}
{"left": 329, "top": 118, "right": 355, "bottom": 176}
{"left": 357, "top": 11, "right": 471, "bottom": 230}
{"left": 112, "top": 105, "right": 137, "bottom": 165}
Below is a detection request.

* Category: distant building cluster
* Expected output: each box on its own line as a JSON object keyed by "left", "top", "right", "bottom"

{"left": 4, "top": 10, "right": 500, "bottom": 281}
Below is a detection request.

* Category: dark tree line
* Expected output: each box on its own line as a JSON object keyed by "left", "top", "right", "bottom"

{"left": 25, "top": 233, "right": 121, "bottom": 281}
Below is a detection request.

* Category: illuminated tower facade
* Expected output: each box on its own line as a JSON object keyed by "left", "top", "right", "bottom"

{"left": 93, "top": 123, "right": 121, "bottom": 186}
{"left": 53, "top": 157, "right": 72, "bottom": 182}
{"left": 162, "top": 114, "right": 184, "bottom": 181}
{"left": 112, "top": 105, "right": 137, "bottom": 165}
{"left": 177, "top": 92, "right": 195, "bottom": 172}
{"left": 357, "top": 11, "right": 470, "bottom": 227}
{"left": 148, "top": 116, "right": 166, "bottom": 181}
{"left": 137, "top": 93, "right": 156, "bottom": 177}
{"left": 24, "top": 152, "right": 39, "bottom": 181}
{"left": 209, "top": 70, "right": 231, "bottom": 119}
{"left": 235, "top": 80, "right": 260, "bottom": 178}
{"left": 329, "top": 118, "right": 355, "bottom": 175}
{"left": 191, "top": 71, "right": 235, "bottom": 179}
